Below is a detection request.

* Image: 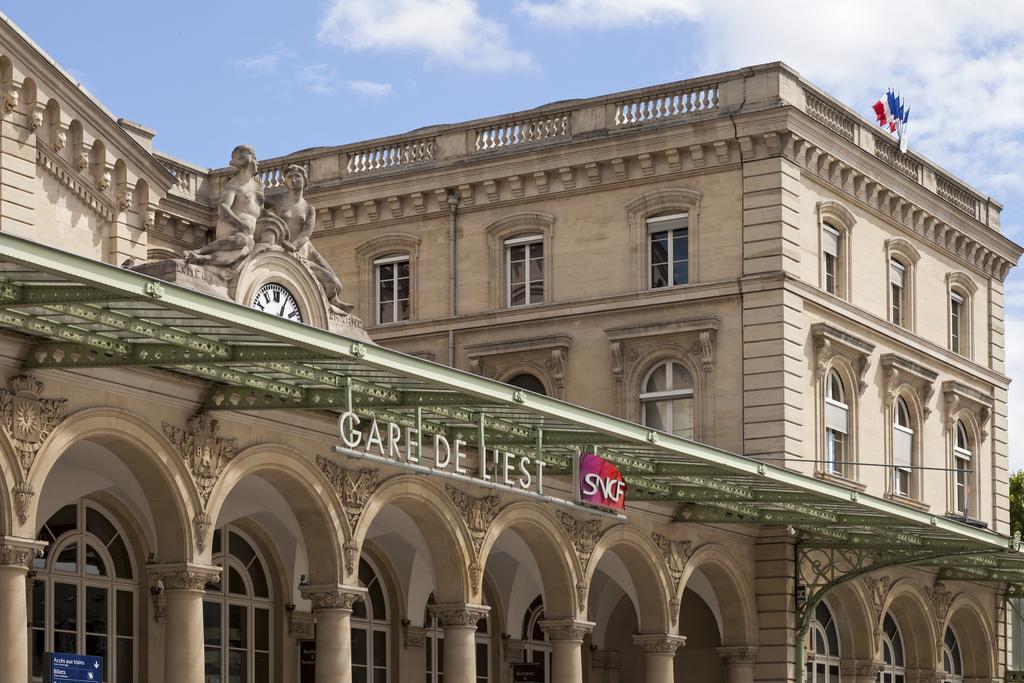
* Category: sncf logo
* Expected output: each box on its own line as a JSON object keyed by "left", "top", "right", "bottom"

{"left": 576, "top": 452, "right": 627, "bottom": 512}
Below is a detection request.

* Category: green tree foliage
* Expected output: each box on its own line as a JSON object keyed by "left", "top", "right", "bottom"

{"left": 1011, "top": 470, "right": 1024, "bottom": 537}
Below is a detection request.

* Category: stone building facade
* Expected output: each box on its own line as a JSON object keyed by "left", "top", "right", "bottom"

{"left": 0, "top": 10, "right": 1019, "bottom": 683}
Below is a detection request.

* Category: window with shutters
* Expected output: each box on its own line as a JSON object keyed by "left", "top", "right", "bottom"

{"left": 945, "top": 273, "right": 977, "bottom": 359}
{"left": 821, "top": 223, "right": 841, "bottom": 296}
{"left": 953, "top": 421, "right": 972, "bottom": 516}
{"left": 648, "top": 213, "right": 689, "bottom": 289}
{"left": 892, "top": 397, "right": 914, "bottom": 497}
{"left": 884, "top": 239, "right": 920, "bottom": 332}
{"left": 824, "top": 370, "right": 849, "bottom": 477}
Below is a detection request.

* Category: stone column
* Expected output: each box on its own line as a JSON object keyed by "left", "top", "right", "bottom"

{"left": 717, "top": 645, "right": 759, "bottom": 683}
{"left": 0, "top": 537, "right": 44, "bottom": 683}
{"left": 634, "top": 634, "right": 687, "bottom": 683}
{"left": 152, "top": 563, "right": 221, "bottom": 683}
{"left": 540, "top": 618, "right": 595, "bottom": 683}
{"left": 431, "top": 603, "right": 490, "bottom": 683}
{"left": 590, "top": 648, "right": 622, "bottom": 683}
{"left": 840, "top": 659, "right": 882, "bottom": 683}
{"left": 301, "top": 585, "right": 368, "bottom": 683}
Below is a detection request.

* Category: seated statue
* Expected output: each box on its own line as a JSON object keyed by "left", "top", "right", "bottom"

{"left": 183, "top": 145, "right": 263, "bottom": 272}
{"left": 260, "top": 164, "right": 354, "bottom": 314}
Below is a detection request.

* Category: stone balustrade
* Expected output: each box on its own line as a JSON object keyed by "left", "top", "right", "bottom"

{"left": 169, "top": 64, "right": 996, "bottom": 232}
{"left": 257, "top": 159, "right": 310, "bottom": 189}
{"left": 346, "top": 137, "right": 435, "bottom": 174}
{"left": 474, "top": 112, "right": 571, "bottom": 151}
{"left": 614, "top": 83, "right": 719, "bottom": 126}
{"left": 159, "top": 158, "right": 199, "bottom": 200}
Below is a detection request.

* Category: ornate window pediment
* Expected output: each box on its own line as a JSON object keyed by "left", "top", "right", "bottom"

{"left": 811, "top": 323, "right": 874, "bottom": 395}
{"left": 941, "top": 381, "right": 993, "bottom": 441}
{"left": 465, "top": 335, "right": 570, "bottom": 399}
{"left": 880, "top": 354, "right": 937, "bottom": 417}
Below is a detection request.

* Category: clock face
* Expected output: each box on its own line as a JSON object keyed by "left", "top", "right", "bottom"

{"left": 251, "top": 283, "right": 302, "bottom": 322}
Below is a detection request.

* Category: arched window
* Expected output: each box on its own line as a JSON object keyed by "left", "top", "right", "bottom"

{"left": 31, "top": 501, "right": 138, "bottom": 682}
{"left": 522, "top": 596, "right": 551, "bottom": 682}
{"left": 204, "top": 526, "right": 272, "bottom": 683}
{"left": 804, "top": 601, "right": 840, "bottom": 682}
{"left": 824, "top": 370, "right": 849, "bottom": 477}
{"left": 953, "top": 421, "right": 972, "bottom": 516}
{"left": 640, "top": 361, "right": 694, "bottom": 439}
{"left": 942, "top": 626, "right": 963, "bottom": 683}
{"left": 889, "top": 258, "right": 908, "bottom": 327}
{"left": 822, "top": 223, "right": 842, "bottom": 296}
{"left": 892, "top": 397, "right": 914, "bottom": 497}
{"left": 425, "top": 592, "right": 491, "bottom": 683}
{"left": 880, "top": 614, "right": 906, "bottom": 682}
{"left": 507, "top": 373, "right": 547, "bottom": 396}
{"left": 351, "top": 558, "right": 389, "bottom": 683}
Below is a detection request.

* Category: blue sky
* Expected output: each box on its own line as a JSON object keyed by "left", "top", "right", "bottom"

{"left": 5, "top": 0, "right": 1024, "bottom": 465}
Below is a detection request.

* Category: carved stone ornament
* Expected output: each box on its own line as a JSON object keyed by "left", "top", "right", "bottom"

{"left": 98, "top": 170, "right": 112, "bottom": 192}
{"left": 118, "top": 189, "right": 134, "bottom": 212}
{"left": 652, "top": 532, "right": 693, "bottom": 585}
{"left": 0, "top": 374, "right": 68, "bottom": 474}
{"left": 3, "top": 86, "right": 18, "bottom": 115}
{"left": 53, "top": 130, "right": 66, "bottom": 152}
{"left": 447, "top": 485, "right": 499, "bottom": 556}
{"left": 429, "top": 603, "right": 489, "bottom": 628}
{"left": 923, "top": 582, "right": 953, "bottom": 638}
{"left": 556, "top": 511, "right": 603, "bottom": 572}
{"left": 343, "top": 540, "right": 359, "bottom": 577}
{"left": 863, "top": 575, "right": 892, "bottom": 634}
{"left": 287, "top": 611, "right": 315, "bottom": 640}
{"left": 591, "top": 649, "right": 622, "bottom": 670}
{"left": 841, "top": 659, "right": 883, "bottom": 677}
{"left": 403, "top": 624, "right": 427, "bottom": 649}
{"left": 29, "top": 107, "right": 43, "bottom": 131}
{"left": 0, "top": 538, "right": 45, "bottom": 570}
{"left": 162, "top": 413, "right": 238, "bottom": 502}
{"left": 575, "top": 582, "right": 589, "bottom": 615}
{"left": 610, "top": 341, "right": 624, "bottom": 382}
{"left": 316, "top": 455, "right": 381, "bottom": 531}
{"left": 634, "top": 633, "right": 687, "bottom": 654}
{"left": 75, "top": 151, "right": 89, "bottom": 172}
{"left": 151, "top": 564, "right": 222, "bottom": 591}
{"left": 13, "top": 480, "right": 33, "bottom": 526}
{"left": 716, "top": 645, "right": 757, "bottom": 665}
{"left": 811, "top": 323, "right": 875, "bottom": 395}
{"left": 539, "top": 618, "right": 595, "bottom": 642}
{"left": 193, "top": 513, "right": 213, "bottom": 554}
{"left": 881, "top": 354, "right": 937, "bottom": 417}
{"left": 301, "top": 585, "right": 367, "bottom": 612}
{"left": 941, "top": 381, "right": 994, "bottom": 441}
{"left": 688, "top": 330, "right": 716, "bottom": 373}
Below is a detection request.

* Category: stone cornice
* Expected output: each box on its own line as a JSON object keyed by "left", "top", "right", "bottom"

{"left": 36, "top": 143, "right": 117, "bottom": 222}
{"left": 0, "top": 17, "right": 176, "bottom": 190}
{"left": 464, "top": 334, "right": 571, "bottom": 359}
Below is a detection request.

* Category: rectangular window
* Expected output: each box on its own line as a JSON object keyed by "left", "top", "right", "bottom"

{"left": 824, "top": 399, "right": 848, "bottom": 476}
{"left": 822, "top": 225, "right": 840, "bottom": 295}
{"left": 889, "top": 260, "right": 905, "bottom": 326}
{"left": 648, "top": 213, "right": 689, "bottom": 288}
{"left": 506, "top": 235, "right": 544, "bottom": 307}
{"left": 375, "top": 255, "right": 410, "bottom": 324}
{"left": 950, "top": 292, "right": 963, "bottom": 353}
{"left": 893, "top": 425, "right": 913, "bottom": 496}
{"left": 954, "top": 453, "right": 970, "bottom": 514}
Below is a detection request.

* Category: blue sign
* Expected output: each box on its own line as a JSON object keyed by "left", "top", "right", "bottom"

{"left": 47, "top": 652, "right": 103, "bottom": 682}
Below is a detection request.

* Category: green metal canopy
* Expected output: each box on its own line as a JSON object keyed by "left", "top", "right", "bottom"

{"left": 0, "top": 232, "right": 1020, "bottom": 594}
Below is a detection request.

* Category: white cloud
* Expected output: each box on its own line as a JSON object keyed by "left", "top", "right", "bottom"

{"left": 345, "top": 80, "right": 393, "bottom": 97}
{"left": 297, "top": 64, "right": 338, "bottom": 96}
{"left": 231, "top": 47, "right": 296, "bottom": 72}
{"left": 1006, "top": 310, "right": 1024, "bottom": 472}
{"left": 516, "top": 0, "right": 701, "bottom": 27}
{"left": 318, "top": 0, "right": 534, "bottom": 71}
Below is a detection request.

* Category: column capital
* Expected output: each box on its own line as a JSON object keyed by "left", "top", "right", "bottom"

{"left": 539, "top": 618, "right": 595, "bottom": 642}
{"left": 0, "top": 536, "right": 46, "bottom": 570}
{"left": 429, "top": 602, "right": 490, "bottom": 627}
{"left": 300, "top": 584, "right": 367, "bottom": 612}
{"left": 634, "top": 633, "right": 687, "bottom": 654}
{"left": 716, "top": 645, "right": 759, "bottom": 665}
{"left": 150, "top": 562, "right": 221, "bottom": 591}
{"left": 840, "top": 659, "right": 882, "bottom": 677}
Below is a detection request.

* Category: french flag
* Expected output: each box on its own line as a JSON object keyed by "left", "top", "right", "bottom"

{"left": 872, "top": 89, "right": 910, "bottom": 152}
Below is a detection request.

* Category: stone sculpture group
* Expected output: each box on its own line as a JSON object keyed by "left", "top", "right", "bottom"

{"left": 182, "top": 145, "right": 352, "bottom": 314}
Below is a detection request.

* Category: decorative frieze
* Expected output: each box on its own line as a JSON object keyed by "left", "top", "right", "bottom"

{"left": 316, "top": 455, "right": 381, "bottom": 531}
{"left": 36, "top": 144, "right": 117, "bottom": 222}
{"left": 162, "top": 413, "right": 238, "bottom": 502}
{"left": 0, "top": 374, "right": 68, "bottom": 474}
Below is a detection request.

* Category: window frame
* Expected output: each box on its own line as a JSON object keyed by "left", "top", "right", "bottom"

{"left": 821, "top": 223, "right": 841, "bottom": 297}
{"left": 892, "top": 397, "right": 915, "bottom": 498}
{"left": 804, "top": 601, "right": 841, "bottom": 683}
{"left": 639, "top": 360, "right": 696, "bottom": 440}
{"left": 884, "top": 238, "right": 920, "bottom": 333}
{"left": 823, "top": 369, "right": 850, "bottom": 478}
{"left": 522, "top": 596, "right": 551, "bottom": 683}
{"left": 889, "top": 258, "right": 906, "bottom": 327}
{"left": 953, "top": 420, "right": 972, "bottom": 516}
{"left": 350, "top": 557, "right": 389, "bottom": 683}
{"left": 373, "top": 253, "right": 411, "bottom": 325}
{"left": 880, "top": 613, "right": 906, "bottom": 683}
{"left": 646, "top": 212, "right": 690, "bottom": 290}
{"left": 504, "top": 233, "right": 545, "bottom": 308}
